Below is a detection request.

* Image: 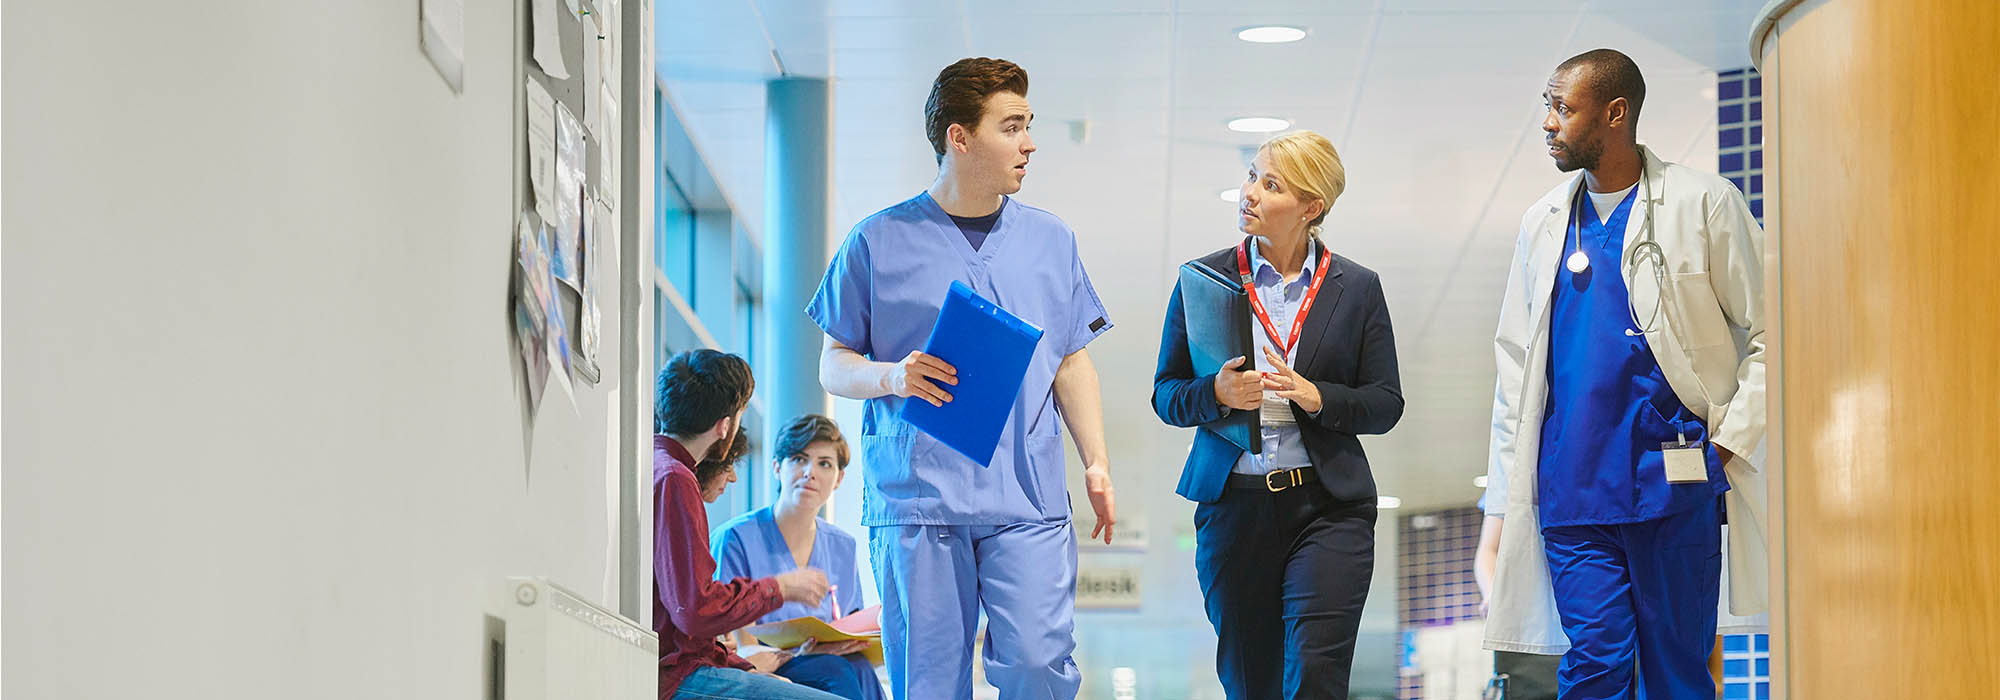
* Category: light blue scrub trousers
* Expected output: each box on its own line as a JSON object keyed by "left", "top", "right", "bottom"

{"left": 870, "top": 520, "right": 1082, "bottom": 700}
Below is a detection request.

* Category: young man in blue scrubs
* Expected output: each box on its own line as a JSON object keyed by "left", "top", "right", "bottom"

{"left": 809, "top": 57, "right": 1119, "bottom": 700}
{"left": 1482, "top": 49, "right": 1769, "bottom": 700}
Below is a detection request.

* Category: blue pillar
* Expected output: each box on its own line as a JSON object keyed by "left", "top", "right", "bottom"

{"left": 762, "top": 77, "right": 833, "bottom": 443}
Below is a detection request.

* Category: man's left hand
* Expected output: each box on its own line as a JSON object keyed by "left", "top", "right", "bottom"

{"left": 1084, "top": 464, "right": 1116, "bottom": 545}
{"left": 1715, "top": 444, "right": 1736, "bottom": 466}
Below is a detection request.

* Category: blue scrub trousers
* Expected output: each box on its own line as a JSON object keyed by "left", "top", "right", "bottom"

{"left": 1542, "top": 498, "right": 1722, "bottom": 700}
{"left": 869, "top": 520, "right": 1081, "bottom": 700}
{"left": 775, "top": 653, "right": 885, "bottom": 700}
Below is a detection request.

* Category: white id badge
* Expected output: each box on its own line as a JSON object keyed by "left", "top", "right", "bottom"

{"left": 1662, "top": 437, "right": 1709, "bottom": 484}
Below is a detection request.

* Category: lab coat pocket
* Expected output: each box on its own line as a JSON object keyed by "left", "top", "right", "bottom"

{"left": 1668, "top": 271, "right": 1741, "bottom": 399}
{"left": 1667, "top": 271, "right": 1731, "bottom": 350}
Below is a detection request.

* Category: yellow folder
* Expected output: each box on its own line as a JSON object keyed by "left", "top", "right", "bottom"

{"left": 744, "top": 613, "right": 884, "bottom": 667}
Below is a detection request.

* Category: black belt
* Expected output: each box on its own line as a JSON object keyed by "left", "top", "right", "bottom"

{"left": 1227, "top": 466, "right": 1317, "bottom": 493}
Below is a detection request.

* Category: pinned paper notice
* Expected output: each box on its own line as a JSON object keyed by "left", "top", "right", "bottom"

{"left": 525, "top": 79, "right": 558, "bottom": 224}
{"left": 530, "top": 0, "right": 569, "bottom": 78}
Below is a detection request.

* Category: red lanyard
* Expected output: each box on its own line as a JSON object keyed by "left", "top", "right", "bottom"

{"left": 1236, "top": 237, "right": 1333, "bottom": 358}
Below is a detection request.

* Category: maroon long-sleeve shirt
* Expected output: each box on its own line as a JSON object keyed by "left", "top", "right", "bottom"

{"left": 653, "top": 435, "right": 782, "bottom": 698}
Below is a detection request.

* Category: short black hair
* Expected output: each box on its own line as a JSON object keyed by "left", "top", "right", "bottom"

{"left": 654, "top": 349, "right": 754, "bottom": 437}
{"left": 925, "top": 57, "right": 1029, "bottom": 163}
{"left": 773, "top": 414, "right": 849, "bottom": 469}
{"left": 1556, "top": 48, "right": 1647, "bottom": 120}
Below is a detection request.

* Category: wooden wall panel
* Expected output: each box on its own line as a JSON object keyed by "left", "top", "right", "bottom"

{"left": 1768, "top": 0, "right": 2000, "bottom": 697}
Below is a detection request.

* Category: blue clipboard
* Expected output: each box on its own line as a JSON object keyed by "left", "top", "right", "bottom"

{"left": 899, "top": 281, "right": 1044, "bottom": 467}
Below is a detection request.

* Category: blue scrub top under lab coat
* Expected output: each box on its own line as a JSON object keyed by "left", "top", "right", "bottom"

{"left": 807, "top": 192, "right": 1113, "bottom": 527}
{"left": 1537, "top": 188, "right": 1728, "bottom": 527}
{"left": 712, "top": 507, "right": 866, "bottom": 624}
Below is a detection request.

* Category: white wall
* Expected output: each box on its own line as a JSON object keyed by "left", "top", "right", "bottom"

{"left": 3, "top": 2, "right": 641, "bottom": 698}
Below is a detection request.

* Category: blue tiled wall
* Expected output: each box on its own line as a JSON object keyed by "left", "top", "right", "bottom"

{"left": 1395, "top": 507, "right": 1485, "bottom": 699}
{"left": 1718, "top": 67, "right": 1767, "bottom": 224}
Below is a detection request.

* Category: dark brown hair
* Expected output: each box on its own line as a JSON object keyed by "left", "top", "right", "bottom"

{"left": 925, "top": 58, "right": 1029, "bottom": 163}
{"left": 694, "top": 425, "right": 751, "bottom": 488}
{"left": 773, "top": 414, "right": 849, "bottom": 469}
{"left": 655, "top": 349, "right": 754, "bottom": 436}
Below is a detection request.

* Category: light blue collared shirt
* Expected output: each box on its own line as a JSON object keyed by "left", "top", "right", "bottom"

{"left": 1232, "top": 241, "right": 1318, "bottom": 476}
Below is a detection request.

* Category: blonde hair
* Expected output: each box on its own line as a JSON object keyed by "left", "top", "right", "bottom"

{"left": 1258, "top": 130, "right": 1347, "bottom": 235}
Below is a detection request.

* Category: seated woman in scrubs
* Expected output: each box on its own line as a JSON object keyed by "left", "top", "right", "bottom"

{"left": 711, "top": 415, "right": 884, "bottom": 700}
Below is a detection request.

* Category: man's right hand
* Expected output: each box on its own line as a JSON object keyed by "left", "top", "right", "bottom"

{"left": 887, "top": 350, "right": 957, "bottom": 407}
{"left": 1214, "top": 356, "right": 1263, "bottom": 411}
{"left": 773, "top": 568, "right": 830, "bottom": 605}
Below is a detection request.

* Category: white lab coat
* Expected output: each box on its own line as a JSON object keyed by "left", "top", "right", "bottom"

{"left": 1483, "top": 145, "right": 1770, "bottom": 654}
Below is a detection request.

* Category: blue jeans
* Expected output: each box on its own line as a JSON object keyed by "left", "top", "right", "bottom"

{"left": 671, "top": 666, "right": 844, "bottom": 700}
{"left": 777, "top": 653, "right": 885, "bottom": 700}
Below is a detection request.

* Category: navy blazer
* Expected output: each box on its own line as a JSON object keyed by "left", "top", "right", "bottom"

{"left": 1152, "top": 243, "right": 1405, "bottom": 504}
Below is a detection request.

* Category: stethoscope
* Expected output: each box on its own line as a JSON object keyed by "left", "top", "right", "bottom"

{"left": 1563, "top": 166, "right": 1668, "bottom": 337}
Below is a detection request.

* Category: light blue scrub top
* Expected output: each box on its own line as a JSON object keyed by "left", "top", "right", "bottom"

{"left": 807, "top": 193, "right": 1113, "bottom": 526}
{"left": 712, "top": 507, "right": 867, "bottom": 624}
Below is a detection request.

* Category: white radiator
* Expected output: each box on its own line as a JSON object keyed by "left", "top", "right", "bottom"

{"left": 503, "top": 578, "right": 657, "bottom": 700}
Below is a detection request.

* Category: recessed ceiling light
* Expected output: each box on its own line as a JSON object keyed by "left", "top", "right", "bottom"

{"left": 1228, "top": 117, "right": 1291, "bottom": 133}
{"left": 1238, "top": 26, "right": 1307, "bottom": 44}
{"left": 1473, "top": 475, "right": 1489, "bottom": 488}
{"left": 1218, "top": 188, "right": 1241, "bottom": 202}
{"left": 1378, "top": 496, "right": 1402, "bottom": 510}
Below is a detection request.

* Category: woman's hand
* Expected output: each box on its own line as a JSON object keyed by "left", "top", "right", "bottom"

{"left": 1213, "top": 356, "right": 1263, "bottom": 411}
{"left": 1260, "top": 348, "right": 1322, "bottom": 414}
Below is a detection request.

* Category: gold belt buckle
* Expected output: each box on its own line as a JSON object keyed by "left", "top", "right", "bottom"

{"left": 1264, "top": 468, "right": 1303, "bottom": 492}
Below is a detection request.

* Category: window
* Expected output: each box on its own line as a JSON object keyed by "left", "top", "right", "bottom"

{"left": 652, "top": 81, "right": 769, "bottom": 527}
{"left": 657, "top": 173, "right": 694, "bottom": 306}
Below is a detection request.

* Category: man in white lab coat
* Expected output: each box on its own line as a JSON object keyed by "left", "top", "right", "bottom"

{"left": 1482, "top": 48, "right": 1769, "bottom": 700}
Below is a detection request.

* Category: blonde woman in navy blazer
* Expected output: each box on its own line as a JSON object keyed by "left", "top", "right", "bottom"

{"left": 1152, "top": 130, "right": 1403, "bottom": 700}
